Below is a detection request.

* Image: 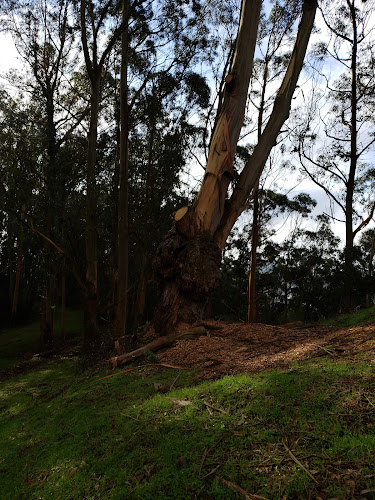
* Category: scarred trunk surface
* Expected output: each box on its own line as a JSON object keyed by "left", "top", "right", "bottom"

{"left": 153, "top": 229, "right": 221, "bottom": 333}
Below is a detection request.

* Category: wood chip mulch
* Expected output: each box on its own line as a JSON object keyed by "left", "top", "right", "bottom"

{"left": 156, "top": 321, "right": 375, "bottom": 379}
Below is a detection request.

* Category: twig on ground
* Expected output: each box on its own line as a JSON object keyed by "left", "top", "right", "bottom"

{"left": 305, "top": 343, "right": 335, "bottom": 355}
{"left": 199, "top": 447, "right": 209, "bottom": 476}
{"left": 283, "top": 442, "right": 319, "bottom": 484}
{"left": 198, "top": 442, "right": 219, "bottom": 476}
{"left": 120, "top": 412, "right": 139, "bottom": 421}
{"left": 98, "top": 363, "right": 188, "bottom": 381}
{"left": 169, "top": 371, "right": 182, "bottom": 391}
{"left": 202, "top": 400, "right": 227, "bottom": 414}
{"left": 202, "top": 464, "right": 220, "bottom": 478}
{"left": 364, "top": 394, "right": 375, "bottom": 408}
{"left": 219, "top": 477, "right": 268, "bottom": 499}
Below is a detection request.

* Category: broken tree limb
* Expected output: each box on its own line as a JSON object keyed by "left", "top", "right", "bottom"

{"left": 174, "top": 206, "right": 190, "bottom": 236}
{"left": 108, "top": 326, "right": 206, "bottom": 368}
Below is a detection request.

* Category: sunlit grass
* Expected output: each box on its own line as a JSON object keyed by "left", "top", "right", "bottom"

{"left": 1, "top": 307, "right": 375, "bottom": 498}
{"left": 1, "top": 354, "right": 375, "bottom": 499}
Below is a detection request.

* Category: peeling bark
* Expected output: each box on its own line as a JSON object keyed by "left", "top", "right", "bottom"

{"left": 194, "top": 0, "right": 262, "bottom": 235}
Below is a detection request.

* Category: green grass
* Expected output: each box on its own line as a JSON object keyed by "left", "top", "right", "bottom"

{"left": 0, "top": 309, "right": 83, "bottom": 370}
{"left": 1, "top": 309, "right": 375, "bottom": 499}
{"left": 322, "top": 305, "right": 375, "bottom": 329}
{"left": 1, "top": 354, "right": 375, "bottom": 499}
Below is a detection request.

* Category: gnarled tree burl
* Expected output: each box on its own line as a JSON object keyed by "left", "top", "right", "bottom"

{"left": 153, "top": 0, "right": 318, "bottom": 333}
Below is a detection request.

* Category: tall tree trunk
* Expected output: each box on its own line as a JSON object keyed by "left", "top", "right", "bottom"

{"left": 153, "top": 0, "right": 317, "bottom": 333}
{"left": 84, "top": 74, "right": 100, "bottom": 346}
{"left": 247, "top": 53, "right": 269, "bottom": 324}
{"left": 11, "top": 204, "right": 26, "bottom": 325}
{"left": 134, "top": 250, "right": 149, "bottom": 327}
{"left": 366, "top": 229, "right": 375, "bottom": 308}
{"left": 134, "top": 109, "right": 155, "bottom": 327}
{"left": 39, "top": 90, "right": 58, "bottom": 345}
{"left": 248, "top": 182, "right": 259, "bottom": 323}
{"left": 61, "top": 260, "right": 66, "bottom": 340}
{"left": 194, "top": 0, "right": 262, "bottom": 234}
{"left": 343, "top": 0, "right": 358, "bottom": 310}
{"left": 41, "top": 283, "right": 53, "bottom": 348}
{"left": 114, "top": 0, "right": 130, "bottom": 337}
{"left": 370, "top": 229, "right": 375, "bottom": 278}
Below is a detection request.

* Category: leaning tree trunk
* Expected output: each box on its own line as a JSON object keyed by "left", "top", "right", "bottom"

{"left": 153, "top": 0, "right": 318, "bottom": 333}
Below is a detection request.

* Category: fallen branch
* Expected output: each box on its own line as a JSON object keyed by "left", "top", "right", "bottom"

{"left": 108, "top": 326, "right": 206, "bottom": 368}
{"left": 196, "top": 321, "right": 224, "bottom": 331}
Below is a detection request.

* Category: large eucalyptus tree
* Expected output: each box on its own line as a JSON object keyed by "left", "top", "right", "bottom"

{"left": 153, "top": 0, "right": 318, "bottom": 333}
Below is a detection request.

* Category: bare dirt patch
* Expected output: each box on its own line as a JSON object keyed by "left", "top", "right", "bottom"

{"left": 156, "top": 321, "right": 375, "bottom": 378}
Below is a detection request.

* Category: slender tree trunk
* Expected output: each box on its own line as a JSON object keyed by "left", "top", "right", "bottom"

{"left": 84, "top": 74, "right": 100, "bottom": 346}
{"left": 134, "top": 110, "right": 155, "bottom": 327}
{"left": 39, "top": 90, "right": 58, "bottom": 345}
{"left": 284, "top": 282, "right": 289, "bottom": 321}
{"left": 366, "top": 229, "right": 375, "bottom": 308}
{"left": 343, "top": 0, "right": 358, "bottom": 310}
{"left": 11, "top": 204, "right": 26, "bottom": 325}
{"left": 114, "top": 0, "right": 130, "bottom": 337}
{"left": 134, "top": 250, "right": 148, "bottom": 326}
{"left": 41, "top": 283, "right": 53, "bottom": 348}
{"left": 248, "top": 182, "right": 259, "bottom": 323}
{"left": 370, "top": 229, "right": 375, "bottom": 277}
{"left": 247, "top": 53, "right": 269, "bottom": 323}
{"left": 61, "top": 265, "right": 66, "bottom": 340}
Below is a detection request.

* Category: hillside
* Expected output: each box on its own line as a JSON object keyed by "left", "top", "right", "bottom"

{"left": 1, "top": 311, "right": 375, "bottom": 499}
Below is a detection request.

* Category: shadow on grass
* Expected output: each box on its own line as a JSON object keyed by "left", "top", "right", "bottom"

{"left": 1, "top": 353, "right": 375, "bottom": 499}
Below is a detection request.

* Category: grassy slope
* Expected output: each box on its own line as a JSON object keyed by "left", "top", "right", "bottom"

{"left": 0, "top": 310, "right": 83, "bottom": 370}
{"left": 1, "top": 314, "right": 375, "bottom": 499}
{"left": 322, "top": 306, "right": 375, "bottom": 329}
